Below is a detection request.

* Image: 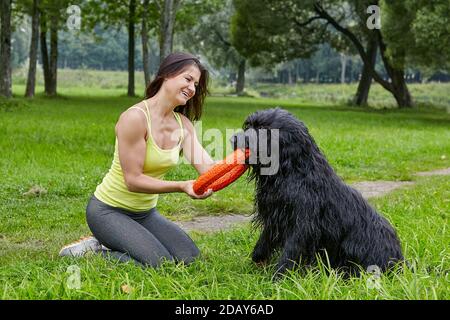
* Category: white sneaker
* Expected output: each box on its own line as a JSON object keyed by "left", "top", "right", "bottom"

{"left": 59, "top": 236, "right": 106, "bottom": 257}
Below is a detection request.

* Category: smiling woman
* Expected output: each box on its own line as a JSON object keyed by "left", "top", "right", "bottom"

{"left": 59, "top": 52, "right": 218, "bottom": 267}
{"left": 145, "top": 52, "right": 209, "bottom": 122}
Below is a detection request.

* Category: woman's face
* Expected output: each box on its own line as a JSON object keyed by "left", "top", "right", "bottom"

{"left": 163, "top": 64, "right": 201, "bottom": 106}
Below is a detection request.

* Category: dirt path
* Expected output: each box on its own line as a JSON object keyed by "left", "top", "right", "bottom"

{"left": 175, "top": 167, "right": 449, "bottom": 233}
{"left": 175, "top": 214, "right": 252, "bottom": 233}
{"left": 415, "top": 167, "right": 450, "bottom": 176}
{"left": 350, "top": 181, "right": 415, "bottom": 199}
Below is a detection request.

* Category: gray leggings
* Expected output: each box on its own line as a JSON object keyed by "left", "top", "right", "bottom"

{"left": 86, "top": 195, "right": 200, "bottom": 267}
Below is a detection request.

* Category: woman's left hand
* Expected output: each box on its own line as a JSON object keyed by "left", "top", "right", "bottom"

{"left": 181, "top": 180, "right": 214, "bottom": 199}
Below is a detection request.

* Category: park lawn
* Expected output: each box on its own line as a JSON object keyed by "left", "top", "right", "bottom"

{"left": 2, "top": 85, "right": 449, "bottom": 219}
{"left": 1, "top": 175, "right": 448, "bottom": 299}
{"left": 12, "top": 67, "right": 450, "bottom": 109}
{"left": 1, "top": 86, "right": 449, "bottom": 299}
{"left": 249, "top": 82, "right": 450, "bottom": 110}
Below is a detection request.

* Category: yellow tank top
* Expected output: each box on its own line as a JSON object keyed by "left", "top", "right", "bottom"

{"left": 94, "top": 100, "right": 184, "bottom": 212}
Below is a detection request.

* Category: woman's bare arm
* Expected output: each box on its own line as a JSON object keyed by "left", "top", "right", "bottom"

{"left": 116, "top": 109, "right": 212, "bottom": 199}
{"left": 180, "top": 115, "right": 217, "bottom": 175}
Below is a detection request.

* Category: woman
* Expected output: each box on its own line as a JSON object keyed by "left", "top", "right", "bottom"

{"left": 59, "top": 52, "right": 215, "bottom": 267}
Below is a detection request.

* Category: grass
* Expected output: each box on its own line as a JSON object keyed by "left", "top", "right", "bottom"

{"left": 12, "top": 67, "right": 450, "bottom": 109}
{"left": 1, "top": 176, "right": 448, "bottom": 299}
{"left": 248, "top": 82, "right": 450, "bottom": 110}
{"left": 1, "top": 79, "right": 449, "bottom": 299}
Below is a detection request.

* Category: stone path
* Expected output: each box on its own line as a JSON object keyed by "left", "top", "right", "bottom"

{"left": 350, "top": 181, "right": 415, "bottom": 199}
{"left": 415, "top": 167, "right": 450, "bottom": 176}
{"left": 175, "top": 214, "right": 252, "bottom": 233}
{"left": 174, "top": 167, "right": 450, "bottom": 233}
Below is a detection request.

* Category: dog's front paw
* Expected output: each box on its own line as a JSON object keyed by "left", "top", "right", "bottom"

{"left": 272, "top": 260, "right": 295, "bottom": 281}
{"left": 252, "top": 250, "right": 269, "bottom": 264}
{"left": 272, "top": 268, "right": 287, "bottom": 282}
{"left": 255, "top": 260, "right": 269, "bottom": 268}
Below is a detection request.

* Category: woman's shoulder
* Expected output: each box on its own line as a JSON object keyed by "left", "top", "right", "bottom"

{"left": 115, "top": 103, "right": 148, "bottom": 135}
{"left": 119, "top": 102, "right": 148, "bottom": 122}
{"left": 176, "top": 113, "right": 197, "bottom": 140}
{"left": 124, "top": 101, "right": 147, "bottom": 116}
{"left": 177, "top": 113, "right": 194, "bottom": 129}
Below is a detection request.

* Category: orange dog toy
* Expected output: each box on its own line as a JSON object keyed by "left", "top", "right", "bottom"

{"left": 193, "top": 149, "right": 250, "bottom": 195}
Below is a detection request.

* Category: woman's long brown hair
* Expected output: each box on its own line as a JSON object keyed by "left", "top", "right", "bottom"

{"left": 145, "top": 52, "right": 210, "bottom": 122}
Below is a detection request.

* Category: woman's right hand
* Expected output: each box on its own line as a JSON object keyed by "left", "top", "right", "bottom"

{"left": 180, "top": 180, "right": 214, "bottom": 199}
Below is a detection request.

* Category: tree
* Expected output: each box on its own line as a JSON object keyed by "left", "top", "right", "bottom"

{"left": 141, "top": 0, "right": 151, "bottom": 86}
{"left": 83, "top": 0, "right": 219, "bottom": 94}
{"left": 83, "top": 0, "right": 140, "bottom": 96}
{"left": 382, "top": 0, "right": 450, "bottom": 73}
{"left": 159, "top": 0, "right": 181, "bottom": 62}
{"left": 127, "top": 0, "right": 136, "bottom": 96}
{"left": 38, "top": 0, "right": 72, "bottom": 96}
{"left": 25, "top": 0, "right": 40, "bottom": 98}
{"left": 353, "top": 35, "right": 377, "bottom": 105}
{"left": 234, "top": 0, "right": 417, "bottom": 108}
{"left": 310, "top": 1, "right": 414, "bottom": 107}
{"left": 140, "top": 0, "right": 160, "bottom": 87}
{"left": 231, "top": 0, "right": 327, "bottom": 93}
{"left": 0, "top": 0, "right": 13, "bottom": 98}
{"left": 179, "top": 0, "right": 246, "bottom": 94}
{"left": 160, "top": 0, "right": 219, "bottom": 61}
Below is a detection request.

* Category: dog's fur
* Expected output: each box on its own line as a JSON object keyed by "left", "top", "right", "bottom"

{"left": 231, "top": 108, "right": 404, "bottom": 279}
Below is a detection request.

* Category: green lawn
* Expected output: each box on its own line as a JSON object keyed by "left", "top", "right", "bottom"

{"left": 1, "top": 84, "right": 449, "bottom": 299}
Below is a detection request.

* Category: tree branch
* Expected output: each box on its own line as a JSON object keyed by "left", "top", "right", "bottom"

{"left": 213, "top": 28, "right": 231, "bottom": 48}
{"left": 153, "top": 0, "right": 162, "bottom": 12}
{"left": 313, "top": 2, "right": 392, "bottom": 91}
{"left": 375, "top": 29, "right": 394, "bottom": 80}
{"left": 174, "top": 0, "right": 182, "bottom": 13}
{"left": 118, "top": 0, "right": 129, "bottom": 8}
{"left": 293, "top": 16, "right": 321, "bottom": 28}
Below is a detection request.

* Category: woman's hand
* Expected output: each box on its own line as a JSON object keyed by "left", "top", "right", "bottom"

{"left": 180, "top": 180, "right": 214, "bottom": 199}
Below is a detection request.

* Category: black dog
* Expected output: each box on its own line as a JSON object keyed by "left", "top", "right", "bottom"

{"left": 231, "top": 108, "right": 404, "bottom": 279}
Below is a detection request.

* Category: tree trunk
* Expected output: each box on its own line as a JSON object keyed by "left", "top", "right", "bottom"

{"left": 377, "top": 32, "right": 413, "bottom": 108}
{"left": 128, "top": 0, "right": 136, "bottom": 97}
{"left": 340, "top": 53, "right": 347, "bottom": 84}
{"left": 160, "top": 0, "right": 179, "bottom": 62}
{"left": 26, "top": 0, "right": 40, "bottom": 98}
{"left": 353, "top": 38, "right": 377, "bottom": 106}
{"left": 236, "top": 59, "right": 246, "bottom": 95}
{"left": 313, "top": 3, "right": 413, "bottom": 108}
{"left": 0, "top": 0, "right": 12, "bottom": 98}
{"left": 390, "top": 68, "right": 413, "bottom": 108}
{"left": 40, "top": 13, "right": 52, "bottom": 95}
{"left": 48, "top": 15, "right": 58, "bottom": 96}
{"left": 304, "top": 66, "right": 310, "bottom": 83}
{"left": 141, "top": 0, "right": 151, "bottom": 88}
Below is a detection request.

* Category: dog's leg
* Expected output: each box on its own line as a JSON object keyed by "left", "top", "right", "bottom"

{"left": 274, "top": 240, "right": 302, "bottom": 280}
{"left": 252, "top": 228, "right": 273, "bottom": 265}
{"left": 274, "top": 230, "right": 319, "bottom": 280}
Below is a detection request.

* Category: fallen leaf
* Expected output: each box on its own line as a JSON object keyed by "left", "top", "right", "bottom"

{"left": 121, "top": 284, "right": 134, "bottom": 294}
{"left": 22, "top": 185, "right": 48, "bottom": 197}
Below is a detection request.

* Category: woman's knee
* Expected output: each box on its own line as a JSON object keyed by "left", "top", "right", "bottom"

{"left": 137, "top": 249, "right": 175, "bottom": 268}
{"left": 143, "top": 210, "right": 201, "bottom": 264}
{"left": 175, "top": 243, "right": 200, "bottom": 265}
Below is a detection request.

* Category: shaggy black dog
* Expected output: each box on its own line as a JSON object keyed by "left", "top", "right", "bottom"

{"left": 230, "top": 108, "right": 404, "bottom": 279}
